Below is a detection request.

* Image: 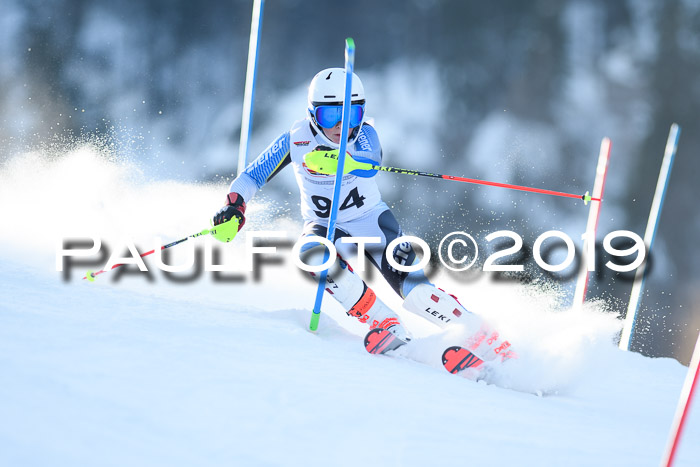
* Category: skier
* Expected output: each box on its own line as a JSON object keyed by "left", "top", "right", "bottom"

{"left": 212, "top": 68, "right": 512, "bottom": 363}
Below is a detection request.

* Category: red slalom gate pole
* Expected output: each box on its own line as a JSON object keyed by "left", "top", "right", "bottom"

{"left": 573, "top": 137, "right": 612, "bottom": 305}
{"left": 661, "top": 331, "right": 700, "bottom": 467}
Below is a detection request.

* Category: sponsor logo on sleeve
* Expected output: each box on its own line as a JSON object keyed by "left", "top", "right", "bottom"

{"left": 356, "top": 132, "right": 371, "bottom": 152}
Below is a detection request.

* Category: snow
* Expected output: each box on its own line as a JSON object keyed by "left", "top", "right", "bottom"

{"left": 1, "top": 148, "right": 699, "bottom": 466}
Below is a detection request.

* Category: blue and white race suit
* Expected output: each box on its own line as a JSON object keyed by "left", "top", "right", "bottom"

{"left": 229, "top": 119, "right": 430, "bottom": 298}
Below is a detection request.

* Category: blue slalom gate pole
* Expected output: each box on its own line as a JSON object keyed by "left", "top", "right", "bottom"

{"left": 237, "top": 0, "right": 265, "bottom": 175}
{"left": 619, "top": 123, "right": 681, "bottom": 351}
{"left": 309, "top": 38, "right": 356, "bottom": 332}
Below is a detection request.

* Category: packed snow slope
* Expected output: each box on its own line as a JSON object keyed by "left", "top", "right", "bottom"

{"left": 1, "top": 147, "right": 699, "bottom": 467}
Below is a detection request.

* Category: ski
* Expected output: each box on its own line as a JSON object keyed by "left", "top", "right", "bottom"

{"left": 442, "top": 336, "right": 518, "bottom": 381}
{"left": 442, "top": 346, "right": 485, "bottom": 380}
{"left": 364, "top": 328, "right": 409, "bottom": 355}
{"left": 365, "top": 327, "right": 517, "bottom": 385}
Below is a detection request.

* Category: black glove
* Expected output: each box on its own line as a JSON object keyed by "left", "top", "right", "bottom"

{"left": 213, "top": 192, "right": 246, "bottom": 230}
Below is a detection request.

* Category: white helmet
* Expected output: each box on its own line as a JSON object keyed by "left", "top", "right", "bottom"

{"left": 307, "top": 68, "right": 366, "bottom": 147}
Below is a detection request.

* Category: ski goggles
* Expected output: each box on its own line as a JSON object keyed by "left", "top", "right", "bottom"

{"left": 313, "top": 103, "right": 365, "bottom": 129}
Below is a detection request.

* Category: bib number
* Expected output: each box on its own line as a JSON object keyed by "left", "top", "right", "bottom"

{"left": 311, "top": 187, "right": 366, "bottom": 218}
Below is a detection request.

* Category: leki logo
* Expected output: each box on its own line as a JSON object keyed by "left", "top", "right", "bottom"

{"left": 424, "top": 307, "right": 452, "bottom": 323}
{"left": 294, "top": 140, "right": 311, "bottom": 146}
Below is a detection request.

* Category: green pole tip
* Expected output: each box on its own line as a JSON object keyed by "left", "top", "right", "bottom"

{"left": 309, "top": 312, "right": 320, "bottom": 332}
{"left": 85, "top": 270, "right": 95, "bottom": 282}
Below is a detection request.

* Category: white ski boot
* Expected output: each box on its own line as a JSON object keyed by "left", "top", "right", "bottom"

{"left": 403, "top": 283, "right": 515, "bottom": 362}
{"left": 313, "top": 257, "right": 411, "bottom": 342}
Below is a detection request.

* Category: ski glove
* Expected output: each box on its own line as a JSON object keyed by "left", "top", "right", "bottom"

{"left": 305, "top": 146, "right": 378, "bottom": 178}
{"left": 212, "top": 192, "right": 246, "bottom": 242}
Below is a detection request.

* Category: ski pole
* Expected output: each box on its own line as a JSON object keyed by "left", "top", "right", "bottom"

{"left": 304, "top": 150, "right": 601, "bottom": 204}
{"left": 309, "top": 37, "right": 356, "bottom": 332}
{"left": 83, "top": 226, "right": 220, "bottom": 282}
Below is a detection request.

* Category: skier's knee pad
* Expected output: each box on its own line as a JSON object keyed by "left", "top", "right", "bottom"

{"left": 402, "top": 283, "right": 482, "bottom": 330}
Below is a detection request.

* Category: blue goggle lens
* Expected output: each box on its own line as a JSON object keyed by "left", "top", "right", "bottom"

{"left": 314, "top": 104, "right": 364, "bottom": 129}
